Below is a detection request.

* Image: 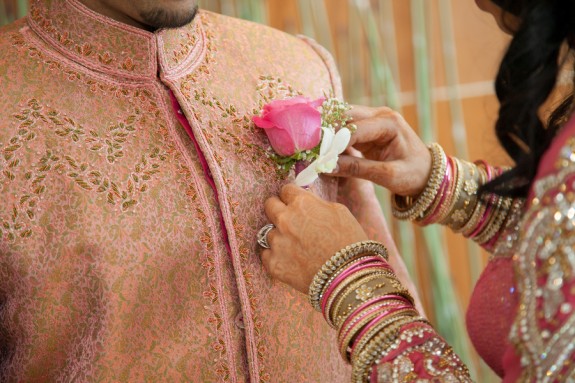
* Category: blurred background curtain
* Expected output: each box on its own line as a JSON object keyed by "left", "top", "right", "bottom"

{"left": 0, "top": 1, "right": 511, "bottom": 381}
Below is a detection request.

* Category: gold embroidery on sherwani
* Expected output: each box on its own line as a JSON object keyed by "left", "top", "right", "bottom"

{"left": 510, "top": 138, "right": 575, "bottom": 382}
{"left": 3, "top": 2, "right": 352, "bottom": 381}
{"left": 2, "top": 15, "right": 237, "bottom": 380}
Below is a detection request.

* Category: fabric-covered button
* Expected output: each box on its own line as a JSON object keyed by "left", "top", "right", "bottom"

{"left": 234, "top": 313, "right": 245, "bottom": 329}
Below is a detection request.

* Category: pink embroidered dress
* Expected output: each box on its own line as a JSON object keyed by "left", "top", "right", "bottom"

{"left": 0, "top": 1, "right": 416, "bottom": 381}
{"left": 367, "top": 116, "right": 575, "bottom": 381}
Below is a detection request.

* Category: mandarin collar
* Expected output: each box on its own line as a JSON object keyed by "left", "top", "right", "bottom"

{"left": 28, "top": 0, "right": 205, "bottom": 81}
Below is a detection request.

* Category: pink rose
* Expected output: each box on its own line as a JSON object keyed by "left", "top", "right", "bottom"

{"left": 253, "top": 96, "right": 324, "bottom": 156}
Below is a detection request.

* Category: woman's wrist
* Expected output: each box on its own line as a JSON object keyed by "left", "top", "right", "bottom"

{"left": 309, "top": 240, "right": 427, "bottom": 382}
{"left": 391, "top": 143, "right": 525, "bottom": 250}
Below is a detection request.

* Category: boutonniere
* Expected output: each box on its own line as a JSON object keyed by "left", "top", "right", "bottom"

{"left": 252, "top": 96, "right": 355, "bottom": 187}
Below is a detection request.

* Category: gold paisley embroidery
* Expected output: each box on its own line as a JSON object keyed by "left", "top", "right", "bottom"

{"left": 375, "top": 327, "right": 472, "bottom": 383}
{"left": 510, "top": 139, "right": 575, "bottom": 382}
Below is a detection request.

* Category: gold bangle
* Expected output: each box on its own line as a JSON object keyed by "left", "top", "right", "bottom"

{"left": 349, "top": 309, "right": 419, "bottom": 363}
{"left": 392, "top": 143, "right": 447, "bottom": 221}
{"left": 474, "top": 196, "right": 513, "bottom": 245}
{"left": 325, "top": 270, "right": 387, "bottom": 328}
{"left": 337, "top": 306, "right": 392, "bottom": 361}
{"left": 438, "top": 157, "right": 464, "bottom": 224}
{"left": 330, "top": 272, "right": 412, "bottom": 327}
{"left": 445, "top": 160, "right": 483, "bottom": 230}
{"left": 309, "top": 241, "right": 388, "bottom": 311}
{"left": 336, "top": 298, "right": 407, "bottom": 337}
{"left": 433, "top": 156, "right": 461, "bottom": 224}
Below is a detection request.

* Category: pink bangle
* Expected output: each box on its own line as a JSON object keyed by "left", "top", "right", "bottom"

{"left": 319, "top": 256, "right": 384, "bottom": 306}
{"left": 321, "top": 263, "right": 392, "bottom": 315}
{"left": 338, "top": 295, "right": 411, "bottom": 336}
{"left": 421, "top": 158, "right": 453, "bottom": 225}
{"left": 339, "top": 301, "right": 411, "bottom": 344}
{"left": 344, "top": 295, "right": 412, "bottom": 327}
{"left": 349, "top": 306, "right": 413, "bottom": 356}
{"left": 468, "top": 193, "right": 497, "bottom": 238}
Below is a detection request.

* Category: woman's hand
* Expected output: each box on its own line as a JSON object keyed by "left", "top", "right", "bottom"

{"left": 261, "top": 184, "right": 369, "bottom": 294}
{"left": 332, "top": 105, "right": 431, "bottom": 197}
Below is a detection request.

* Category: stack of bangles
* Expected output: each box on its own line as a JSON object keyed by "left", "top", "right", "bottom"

{"left": 308, "top": 240, "right": 430, "bottom": 382}
{"left": 392, "top": 143, "right": 524, "bottom": 250}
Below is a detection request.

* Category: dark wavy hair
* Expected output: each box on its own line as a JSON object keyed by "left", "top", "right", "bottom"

{"left": 481, "top": 0, "right": 575, "bottom": 197}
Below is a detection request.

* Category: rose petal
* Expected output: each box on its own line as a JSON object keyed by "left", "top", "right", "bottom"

{"left": 252, "top": 115, "right": 277, "bottom": 129}
{"left": 265, "top": 104, "right": 322, "bottom": 151}
{"left": 264, "top": 127, "right": 297, "bottom": 156}
{"left": 266, "top": 96, "right": 314, "bottom": 110}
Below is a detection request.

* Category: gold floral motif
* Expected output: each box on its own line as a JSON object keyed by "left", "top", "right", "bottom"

{"left": 355, "top": 284, "right": 375, "bottom": 302}
{"left": 375, "top": 329, "right": 472, "bottom": 383}
{"left": 463, "top": 179, "right": 478, "bottom": 196}
{"left": 451, "top": 209, "right": 467, "bottom": 223}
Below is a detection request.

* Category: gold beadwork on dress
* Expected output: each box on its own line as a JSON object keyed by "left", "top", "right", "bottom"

{"left": 509, "top": 138, "right": 575, "bottom": 382}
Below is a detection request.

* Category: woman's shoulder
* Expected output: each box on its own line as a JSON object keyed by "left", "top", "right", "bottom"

{"left": 532, "top": 112, "right": 575, "bottom": 191}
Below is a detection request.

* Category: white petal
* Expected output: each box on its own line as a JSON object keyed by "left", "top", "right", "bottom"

{"left": 316, "top": 156, "right": 338, "bottom": 173}
{"left": 332, "top": 128, "right": 352, "bottom": 155}
{"left": 319, "top": 128, "right": 335, "bottom": 155}
{"left": 295, "top": 161, "right": 320, "bottom": 186}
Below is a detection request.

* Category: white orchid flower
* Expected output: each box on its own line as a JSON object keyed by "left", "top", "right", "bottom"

{"left": 295, "top": 127, "right": 352, "bottom": 187}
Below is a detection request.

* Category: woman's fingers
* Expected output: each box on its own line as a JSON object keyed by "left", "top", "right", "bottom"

{"left": 348, "top": 104, "right": 394, "bottom": 122}
{"left": 264, "top": 196, "right": 286, "bottom": 223}
{"left": 279, "top": 183, "right": 306, "bottom": 205}
{"left": 330, "top": 155, "right": 391, "bottom": 185}
{"left": 348, "top": 114, "right": 399, "bottom": 150}
{"left": 348, "top": 104, "right": 381, "bottom": 121}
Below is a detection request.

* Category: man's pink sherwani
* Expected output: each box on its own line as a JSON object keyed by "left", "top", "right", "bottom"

{"left": 0, "top": 1, "right": 368, "bottom": 381}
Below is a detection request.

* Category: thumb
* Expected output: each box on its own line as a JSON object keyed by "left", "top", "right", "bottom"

{"left": 329, "top": 155, "right": 391, "bottom": 186}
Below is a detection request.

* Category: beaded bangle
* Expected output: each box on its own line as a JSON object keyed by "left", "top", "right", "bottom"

{"left": 337, "top": 298, "right": 411, "bottom": 344}
{"left": 392, "top": 143, "right": 447, "bottom": 221}
{"left": 337, "top": 299, "right": 399, "bottom": 337}
{"left": 328, "top": 272, "right": 413, "bottom": 326}
{"left": 418, "top": 157, "right": 453, "bottom": 225}
{"left": 327, "top": 269, "right": 398, "bottom": 326}
{"left": 337, "top": 306, "right": 400, "bottom": 361}
{"left": 323, "top": 270, "right": 389, "bottom": 327}
{"left": 321, "top": 260, "right": 390, "bottom": 315}
{"left": 335, "top": 295, "right": 411, "bottom": 329}
{"left": 475, "top": 197, "right": 512, "bottom": 245}
{"left": 467, "top": 193, "right": 498, "bottom": 239}
{"left": 347, "top": 304, "right": 413, "bottom": 354}
{"left": 435, "top": 156, "right": 461, "bottom": 223}
{"left": 308, "top": 241, "right": 388, "bottom": 311}
{"left": 326, "top": 270, "right": 395, "bottom": 321}
{"left": 445, "top": 159, "right": 484, "bottom": 230}
{"left": 319, "top": 255, "right": 382, "bottom": 301}
{"left": 349, "top": 309, "right": 419, "bottom": 363}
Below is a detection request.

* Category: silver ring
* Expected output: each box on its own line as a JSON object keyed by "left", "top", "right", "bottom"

{"left": 257, "top": 224, "right": 275, "bottom": 249}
